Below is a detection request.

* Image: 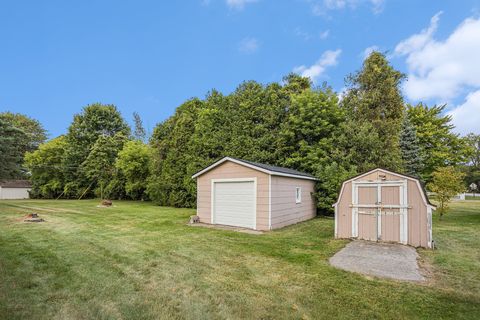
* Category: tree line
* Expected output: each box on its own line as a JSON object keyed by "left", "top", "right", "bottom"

{"left": 1, "top": 52, "right": 479, "bottom": 213}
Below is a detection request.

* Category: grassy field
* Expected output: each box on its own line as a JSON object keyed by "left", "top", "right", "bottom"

{"left": 0, "top": 200, "right": 479, "bottom": 319}
{"left": 466, "top": 195, "right": 480, "bottom": 200}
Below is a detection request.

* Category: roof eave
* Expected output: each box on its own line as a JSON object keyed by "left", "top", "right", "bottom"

{"left": 191, "top": 157, "right": 318, "bottom": 181}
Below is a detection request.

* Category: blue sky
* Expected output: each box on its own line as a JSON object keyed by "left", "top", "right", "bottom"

{"left": 1, "top": 0, "right": 480, "bottom": 137}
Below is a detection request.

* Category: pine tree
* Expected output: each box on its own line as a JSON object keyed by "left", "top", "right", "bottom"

{"left": 400, "top": 115, "right": 423, "bottom": 177}
{"left": 133, "top": 112, "right": 147, "bottom": 142}
{"left": 0, "top": 118, "right": 26, "bottom": 178}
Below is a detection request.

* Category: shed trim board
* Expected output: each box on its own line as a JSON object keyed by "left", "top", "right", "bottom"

{"left": 211, "top": 178, "right": 257, "bottom": 229}
{"left": 268, "top": 175, "right": 272, "bottom": 230}
{"left": 192, "top": 157, "right": 318, "bottom": 181}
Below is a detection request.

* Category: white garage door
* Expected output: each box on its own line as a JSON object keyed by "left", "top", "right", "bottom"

{"left": 0, "top": 188, "right": 30, "bottom": 199}
{"left": 213, "top": 181, "right": 255, "bottom": 229}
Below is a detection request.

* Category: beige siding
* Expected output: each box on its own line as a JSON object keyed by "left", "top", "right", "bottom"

{"left": 336, "top": 181, "right": 352, "bottom": 238}
{"left": 270, "top": 176, "right": 316, "bottom": 229}
{"left": 196, "top": 161, "right": 270, "bottom": 230}
{"left": 407, "top": 180, "right": 428, "bottom": 247}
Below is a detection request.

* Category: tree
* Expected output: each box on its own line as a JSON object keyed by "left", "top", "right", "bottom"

{"left": 463, "top": 133, "right": 480, "bottom": 190}
{"left": 407, "top": 103, "right": 468, "bottom": 182}
{"left": 428, "top": 167, "right": 465, "bottom": 219}
{"left": 116, "top": 140, "right": 152, "bottom": 199}
{"left": 0, "top": 112, "right": 47, "bottom": 154}
{"left": 276, "top": 85, "right": 347, "bottom": 213}
{"left": 81, "top": 133, "right": 127, "bottom": 199}
{"left": 278, "top": 85, "right": 344, "bottom": 173}
{"left": 24, "top": 136, "right": 67, "bottom": 198}
{"left": 148, "top": 98, "right": 204, "bottom": 207}
{"left": 62, "top": 103, "right": 130, "bottom": 198}
{"left": 465, "top": 133, "right": 480, "bottom": 167}
{"left": 341, "top": 51, "right": 405, "bottom": 171}
{"left": 132, "top": 112, "right": 147, "bottom": 142}
{"left": 400, "top": 115, "right": 423, "bottom": 177}
{"left": 147, "top": 78, "right": 309, "bottom": 207}
{"left": 0, "top": 118, "right": 26, "bottom": 178}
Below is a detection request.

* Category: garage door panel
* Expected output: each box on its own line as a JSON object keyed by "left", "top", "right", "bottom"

{"left": 213, "top": 181, "right": 255, "bottom": 229}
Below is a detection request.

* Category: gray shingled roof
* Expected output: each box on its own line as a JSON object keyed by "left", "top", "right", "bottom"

{"left": 0, "top": 180, "right": 32, "bottom": 188}
{"left": 231, "top": 158, "right": 316, "bottom": 179}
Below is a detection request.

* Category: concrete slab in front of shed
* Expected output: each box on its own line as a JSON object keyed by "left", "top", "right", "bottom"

{"left": 330, "top": 241, "right": 425, "bottom": 282}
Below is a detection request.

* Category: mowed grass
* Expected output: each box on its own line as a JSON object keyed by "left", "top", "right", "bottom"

{"left": 0, "top": 200, "right": 479, "bottom": 319}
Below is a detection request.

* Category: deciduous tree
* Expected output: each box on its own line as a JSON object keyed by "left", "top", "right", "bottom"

{"left": 116, "top": 140, "right": 152, "bottom": 199}
{"left": 428, "top": 167, "right": 465, "bottom": 219}
{"left": 341, "top": 51, "right": 405, "bottom": 171}
{"left": 407, "top": 103, "right": 467, "bottom": 182}
{"left": 24, "top": 136, "right": 67, "bottom": 198}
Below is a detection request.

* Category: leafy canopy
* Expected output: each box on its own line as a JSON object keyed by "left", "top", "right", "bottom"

{"left": 428, "top": 167, "right": 465, "bottom": 218}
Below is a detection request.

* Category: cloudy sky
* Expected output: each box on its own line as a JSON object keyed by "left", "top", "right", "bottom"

{"left": 1, "top": 0, "right": 479, "bottom": 136}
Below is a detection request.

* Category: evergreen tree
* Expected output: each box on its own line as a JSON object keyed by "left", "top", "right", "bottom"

{"left": 132, "top": 112, "right": 147, "bottom": 142}
{"left": 0, "top": 118, "right": 26, "bottom": 178}
{"left": 400, "top": 115, "right": 423, "bottom": 177}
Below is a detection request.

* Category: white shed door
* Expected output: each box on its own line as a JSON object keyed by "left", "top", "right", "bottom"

{"left": 213, "top": 181, "right": 255, "bottom": 229}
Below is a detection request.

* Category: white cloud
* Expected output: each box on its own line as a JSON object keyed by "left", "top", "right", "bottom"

{"left": 293, "top": 49, "right": 341, "bottom": 83}
{"left": 369, "top": 0, "right": 385, "bottom": 14}
{"left": 363, "top": 45, "right": 379, "bottom": 58}
{"left": 294, "top": 28, "right": 330, "bottom": 41}
{"left": 313, "top": 0, "right": 385, "bottom": 15}
{"left": 394, "top": 12, "right": 442, "bottom": 56}
{"left": 395, "top": 13, "right": 480, "bottom": 101}
{"left": 226, "top": 0, "right": 258, "bottom": 10}
{"left": 319, "top": 29, "right": 330, "bottom": 39}
{"left": 448, "top": 90, "right": 480, "bottom": 135}
{"left": 238, "top": 37, "right": 260, "bottom": 54}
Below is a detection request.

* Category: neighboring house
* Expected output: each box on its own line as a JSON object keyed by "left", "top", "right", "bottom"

{"left": 0, "top": 180, "right": 32, "bottom": 200}
{"left": 333, "top": 168, "right": 435, "bottom": 248}
{"left": 192, "top": 157, "right": 318, "bottom": 231}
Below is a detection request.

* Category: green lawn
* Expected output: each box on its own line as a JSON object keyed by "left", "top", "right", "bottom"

{"left": 466, "top": 195, "right": 480, "bottom": 200}
{"left": 0, "top": 200, "right": 479, "bottom": 319}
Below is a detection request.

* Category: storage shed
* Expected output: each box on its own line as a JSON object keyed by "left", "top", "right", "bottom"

{"left": 0, "top": 180, "right": 32, "bottom": 200}
{"left": 192, "top": 157, "right": 318, "bottom": 230}
{"left": 333, "top": 168, "right": 435, "bottom": 248}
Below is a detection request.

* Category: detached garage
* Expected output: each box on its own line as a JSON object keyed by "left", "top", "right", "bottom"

{"left": 333, "top": 168, "right": 435, "bottom": 248}
{"left": 0, "top": 180, "right": 32, "bottom": 200}
{"left": 192, "top": 157, "right": 318, "bottom": 231}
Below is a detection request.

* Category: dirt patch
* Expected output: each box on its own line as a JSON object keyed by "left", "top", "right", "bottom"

{"left": 330, "top": 241, "right": 425, "bottom": 282}
{"left": 23, "top": 213, "right": 45, "bottom": 223}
